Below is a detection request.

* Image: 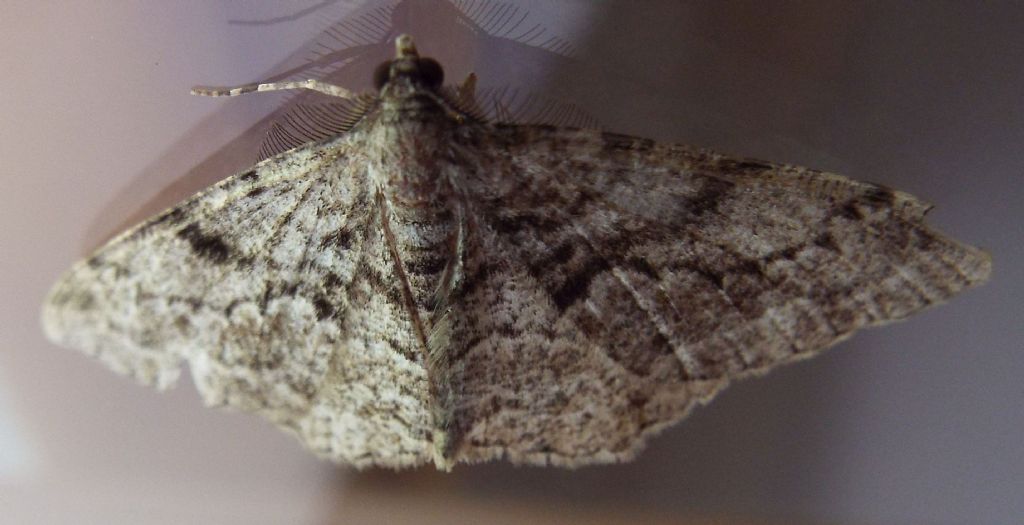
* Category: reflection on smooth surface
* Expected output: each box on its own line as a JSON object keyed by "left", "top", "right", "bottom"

{"left": 0, "top": 384, "right": 35, "bottom": 480}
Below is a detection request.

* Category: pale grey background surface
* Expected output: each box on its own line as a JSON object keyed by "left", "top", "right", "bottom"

{"left": 1, "top": 2, "right": 1020, "bottom": 524}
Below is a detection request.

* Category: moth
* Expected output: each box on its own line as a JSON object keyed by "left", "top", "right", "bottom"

{"left": 43, "top": 35, "right": 991, "bottom": 470}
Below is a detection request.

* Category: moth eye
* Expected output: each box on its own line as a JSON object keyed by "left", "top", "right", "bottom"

{"left": 417, "top": 58, "right": 444, "bottom": 89}
{"left": 373, "top": 61, "right": 391, "bottom": 89}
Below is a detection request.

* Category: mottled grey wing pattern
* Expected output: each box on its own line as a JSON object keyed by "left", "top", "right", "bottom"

{"left": 444, "top": 125, "right": 991, "bottom": 465}
{"left": 40, "top": 136, "right": 437, "bottom": 465}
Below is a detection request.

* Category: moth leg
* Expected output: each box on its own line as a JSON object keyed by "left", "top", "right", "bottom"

{"left": 190, "top": 78, "right": 355, "bottom": 99}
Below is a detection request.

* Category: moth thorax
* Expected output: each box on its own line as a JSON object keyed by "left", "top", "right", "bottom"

{"left": 373, "top": 123, "right": 453, "bottom": 206}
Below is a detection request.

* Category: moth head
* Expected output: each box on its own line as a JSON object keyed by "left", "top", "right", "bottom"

{"left": 373, "top": 34, "right": 444, "bottom": 92}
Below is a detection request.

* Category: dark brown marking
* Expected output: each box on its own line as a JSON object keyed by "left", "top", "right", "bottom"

{"left": 320, "top": 228, "right": 352, "bottom": 250}
{"left": 406, "top": 255, "right": 448, "bottom": 275}
{"left": 863, "top": 186, "right": 896, "bottom": 206}
{"left": 325, "top": 272, "right": 343, "bottom": 289}
{"left": 485, "top": 208, "right": 565, "bottom": 235}
{"left": 836, "top": 187, "right": 896, "bottom": 221}
{"left": 566, "top": 190, "right": 597, "bottom": 216}
{"left": 602, "top": 229, "right": 647, "bottom": 256}
{"left": 358, "top": 262, "right": 403, "bottom": 305}
{"left": 760, "top": 245, "right": 802, "bottom": 267}
{"left": 313, "top": 296, "right": 334, "bottom": 320}
{"left": 838, "top": 200, "right": 865, "bottom": 220}
{"left": 551, "top": 257, "right": 611, "bottom": 311}
{"left": 728, "top": 160, "right": 774, "bottom": 171}
{"left": 733, "top": 258, "right": 764, "bottom": 278}
{"left": 777, "top": 246, "right": 801, "bottom": 260}
{"left": 601, "top": 132, "right": 655, "bottom": 152}
{"left": 459, "top": 260, "right": 493, "bottom": 298}
{"left": 626, "top": 257, "right": 659, "bottom": 279}
{"left": 529, "top": 242, "right": 575, "bottom": 277}
{"left": 814, "top": 232, "right": 842, "bottom": 252}
{"left": 240, "top": 169, "right": 258, "bottom": 182}
{"left": 148, "top": 206, "right": 188, "bottom": 229}
{"left": 177, "top": 223, "right": 230, "bottom": 263}
{"left": 489, "top": 212, "right": 562, "bottom": 235}
{"left": 685, "top": 263, "right": 725, "bottom": 290}
{"left": 678, "top": 177, "right": 733, "bottom": 221}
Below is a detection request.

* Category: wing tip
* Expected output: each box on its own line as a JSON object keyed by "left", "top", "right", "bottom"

{"left": 40, "top": 275, "right": 183, "bottom": 391}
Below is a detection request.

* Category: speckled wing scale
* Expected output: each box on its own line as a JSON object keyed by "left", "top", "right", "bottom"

{"left": 42, "top": 35, "right": 991, "bottom": 470}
